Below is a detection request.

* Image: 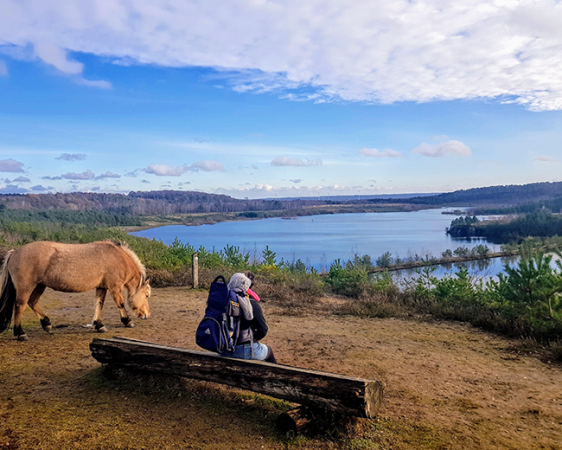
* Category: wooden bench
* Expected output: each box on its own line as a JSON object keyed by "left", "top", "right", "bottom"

{"left": 89, "top": 337, "right": 384, "bottom": 430}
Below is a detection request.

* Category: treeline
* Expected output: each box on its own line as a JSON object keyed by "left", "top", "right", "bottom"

{"left": 448, "top": 209, "right": 562, "bottom": 241}
{"left": 0, "top": 209, "right": 142, "bottom": 227}
{"left": 408, "top": 181, "right": 562, "bottom": 206}
{"left": 0, "top": 191, "right": 328, "bottom": 216}
{"left": 472, "top": 196, "right": 562, "bottom": 215}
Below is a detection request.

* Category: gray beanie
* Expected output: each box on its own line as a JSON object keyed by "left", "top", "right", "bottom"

{"left": 228, "top": 273, "right": 253, "bottom": 320}
{"left": 228, "top": 273, "right": 252, "bottom": 293}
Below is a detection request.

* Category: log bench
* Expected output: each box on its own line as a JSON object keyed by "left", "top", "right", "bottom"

{"left": 89, "top": 337, "right": 384, "bottom": 432}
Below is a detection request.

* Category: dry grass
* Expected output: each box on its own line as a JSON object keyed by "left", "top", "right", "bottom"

{"left": 1, "top": 287, "right": 562, "bottom": 449}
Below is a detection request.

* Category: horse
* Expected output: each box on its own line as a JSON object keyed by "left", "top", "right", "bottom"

{"left": 0, "top": 240, "right": 151, "bottom": 341}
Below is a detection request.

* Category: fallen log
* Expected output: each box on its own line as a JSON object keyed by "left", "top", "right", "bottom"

{"left": 89, "top": 337, "right": 383, "bottom": 418}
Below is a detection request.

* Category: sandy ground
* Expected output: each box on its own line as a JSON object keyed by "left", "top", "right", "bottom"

{"left": 1, "top": 287, "right": 561, "bottom": 450}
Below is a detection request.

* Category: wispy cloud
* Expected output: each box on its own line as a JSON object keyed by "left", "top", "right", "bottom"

{"left": 13, "top": 176, "right": 30, "bottom": 182}
{"left": 43, "top": 169, "right": 96, "bottom": 180}
{"left": 56, "top": 153, "right": 86, "bottom": 161}
{"left": 73, "top": 78, "right": 112, "bottom": 89}
{"left": 95, "top": 171, "right": 121, "bottom": 180}
{"left": 412, "top": 140, "right": 472, "bottom": 158}
{"left": 189, "top": 160, "right": 225, "bottom": 172}
{"left": 3, "top": 2, "right": 562, "bottom": 109}
{"left": 0, "top": 159, "right": 24, "bottom": 172}
{"left": 359, "top": 148, "right": 403, "bottom": 158}
{"left": 144, "top": 160, "right": 225, "bottom": 176}
{"left": 271, "top": 156, "right": 322, "bottom": 167}
{"left": 534, "top": 155, "right": 559, "bottom": 162}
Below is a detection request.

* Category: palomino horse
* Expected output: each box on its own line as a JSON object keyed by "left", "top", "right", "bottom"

{"left": 0, "top": 240, "right": 151, "bottom": 341}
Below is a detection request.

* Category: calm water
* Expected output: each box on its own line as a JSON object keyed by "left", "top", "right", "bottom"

{"left": 131, "top": 208, "right": 506, "bottom": 275}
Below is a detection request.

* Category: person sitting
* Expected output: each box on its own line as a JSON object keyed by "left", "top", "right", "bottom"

{"left": 224, "top": 272, "right": 276, "bottom": 363}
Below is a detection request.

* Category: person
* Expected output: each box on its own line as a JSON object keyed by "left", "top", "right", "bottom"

{"left": 244, "top": 270, "right": 260, "bottom": 302}
{"left": 224, "top": 272, "right": 276, "bottom": 363}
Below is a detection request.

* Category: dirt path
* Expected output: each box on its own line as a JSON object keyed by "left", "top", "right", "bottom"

{"left": 1, "top": 287, "right": 561, "bottom": 449}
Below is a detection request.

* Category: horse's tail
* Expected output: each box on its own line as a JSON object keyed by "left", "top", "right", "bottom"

{"left": 0, "top": 250, "right": 16, "bottom": 333}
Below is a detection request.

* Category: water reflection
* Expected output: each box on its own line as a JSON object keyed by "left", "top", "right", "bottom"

{"left": 385, "top": 254, "right": 548, "bottom": 281}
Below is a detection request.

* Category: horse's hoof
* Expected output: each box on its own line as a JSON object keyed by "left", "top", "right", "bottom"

{"left": 17, "top": 334, "right": 29, "bottom": 341}
{"left": 43, "top": 325, "right": 53, "bottom": 334}
{"left": 125, "top": 322, "right": 136, "bottom": 328}
{"left": 97, "top": 326, "right": 109, "bottom": 333}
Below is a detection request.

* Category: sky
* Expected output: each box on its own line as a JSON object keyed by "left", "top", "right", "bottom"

{"left": 1, "top": 0, "right": 562, "bottom": 199}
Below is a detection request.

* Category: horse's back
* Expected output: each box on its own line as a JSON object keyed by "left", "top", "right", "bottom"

{"left": 8, "top": 241, "right": 129, "bottom": 292}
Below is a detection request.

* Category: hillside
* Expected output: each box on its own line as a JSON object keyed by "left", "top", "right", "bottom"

{"left": 407, "top": 181, "right": 562, "bottom": 208}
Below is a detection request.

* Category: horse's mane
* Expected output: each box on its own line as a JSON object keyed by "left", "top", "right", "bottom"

{"left": 109, "top": 241, "right": 146, "bottom": 280}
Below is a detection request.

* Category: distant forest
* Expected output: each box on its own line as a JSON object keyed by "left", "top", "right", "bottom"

{"left": 0, "top": 190, "right": 328, "bottom": 216}
{"left": 2, "top": 181, "right": 562, "bottom": 217}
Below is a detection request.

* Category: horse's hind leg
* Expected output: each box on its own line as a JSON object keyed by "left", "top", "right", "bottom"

{"left": 13, "top": 287, "right": 33, "bottom": 341}
{"left": 28, "top": 284, "right": 50, "bottom": 333}
{"left": 92, "top": 288, "right": 108, "bottom": 332}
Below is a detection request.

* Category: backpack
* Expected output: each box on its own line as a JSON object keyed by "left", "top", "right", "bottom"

{"left": 195, "top": 275, "right": 242, "bottom": 353}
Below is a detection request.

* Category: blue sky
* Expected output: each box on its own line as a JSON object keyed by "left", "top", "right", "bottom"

{"left": 1, "top": 1, "right": 562, "bottom": 199}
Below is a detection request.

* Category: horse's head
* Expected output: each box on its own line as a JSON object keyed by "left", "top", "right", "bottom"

{"left": 129, "top": 278, "right": 151, "bottom": 319}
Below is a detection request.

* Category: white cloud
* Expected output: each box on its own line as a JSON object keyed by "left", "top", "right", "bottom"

{"left": 412, "top": 140, "right": 472, "bottom": 158}
{"left": 33, "top": 41, "right": 83, "bottom": 74}
{"left": 144, "top": 164, "right": 187, "bottom": 177}
{"left": 271, "top": 156, "right": 322, "bottom": 167}
{"left": 0, "top": 158, "right": 24, "bottom": 172}
{"left": 534, "top": 155, "right": 559, "bottom": 162}
{"left": 359, "top": 148, "right": 403, "bottom": 158}
{"left": 188, "top": 160, "right": 225, "bottom": 172}
{"left": 2, "top": 1, "right": 562, "bottom": 109}
{"left": 56, "top": 153, "right": 86, "bottom": 161}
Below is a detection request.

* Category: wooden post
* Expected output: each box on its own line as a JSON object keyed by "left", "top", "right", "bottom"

{"left": 192, "top": 252, "right": 198, "bottom": 289}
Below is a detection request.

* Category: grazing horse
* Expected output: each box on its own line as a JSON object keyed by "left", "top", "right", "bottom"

{"left": 0, "top": 240, "right": 151, "bottom": 341}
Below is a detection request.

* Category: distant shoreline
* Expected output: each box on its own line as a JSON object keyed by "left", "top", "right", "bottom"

{"left": 367, "top": 250, "right": 519, "bottom": 274}
{"left": 124, "top": 203, "right": 433, "bottom": 233}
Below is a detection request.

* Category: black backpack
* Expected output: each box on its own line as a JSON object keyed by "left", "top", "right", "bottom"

{"left": 195, "top": 276, "right": 241, "bottom": 353}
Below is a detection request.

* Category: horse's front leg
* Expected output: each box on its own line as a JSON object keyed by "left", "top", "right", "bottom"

{"left": 109, "top": 287, "right": 135, "bottom": 328}
{"left": 92, "top": 288, "right": 109, "bottom": 332}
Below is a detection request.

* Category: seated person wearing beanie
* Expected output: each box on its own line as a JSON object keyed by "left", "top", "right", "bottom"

{"left": 224, "top": 272, "right": 276, "bottom": 363}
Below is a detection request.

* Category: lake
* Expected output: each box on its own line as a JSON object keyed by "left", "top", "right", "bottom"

{"left": 131, "top": 208, "right": 508, "bottom": 276}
